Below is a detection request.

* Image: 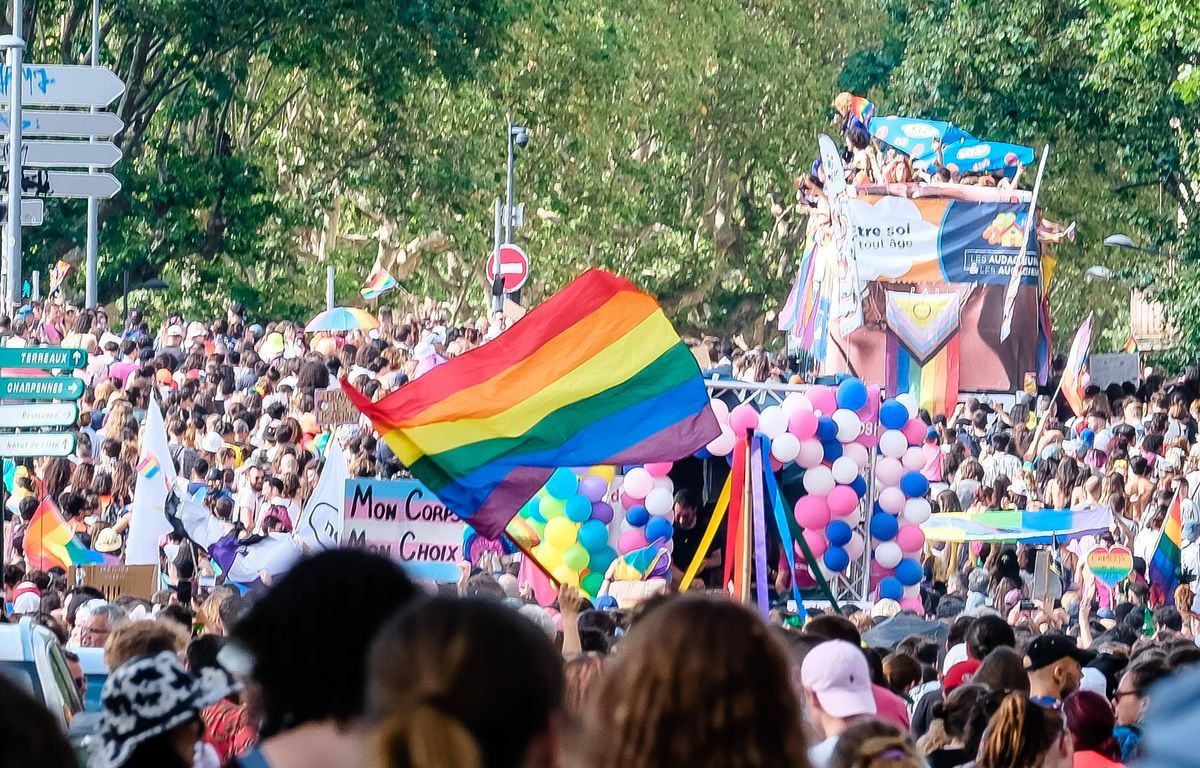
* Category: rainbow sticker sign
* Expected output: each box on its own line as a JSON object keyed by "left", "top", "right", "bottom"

{"left": 1087, "top": 545, "right": 1134, "bottom": 587}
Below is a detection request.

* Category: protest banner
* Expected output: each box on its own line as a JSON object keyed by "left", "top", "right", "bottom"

{"left": 342, "top": 478, "right": 465, "bottom": 581}
{"left": 68, "top": 565, "right": 158, "bottom": 601}
{"left": 1087, "top": 352, "right": 1140, "bottom": 389}
{"left": 315, "top": 387, "right": 359, "bottom": 427}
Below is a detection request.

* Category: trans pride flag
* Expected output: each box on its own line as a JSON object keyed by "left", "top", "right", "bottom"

{"left": 344, "top": 269, "right": 719, "bottom": 538}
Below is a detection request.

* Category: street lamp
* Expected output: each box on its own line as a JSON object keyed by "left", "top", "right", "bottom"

{"left": 0, "top": 31, "right": 26, "bottom": 317}
{"left": 1104, "top": 233, "right": 1160, "bottom": 255}
{"left": 1085, "top": 265, "right": 1114, "bottom": 281}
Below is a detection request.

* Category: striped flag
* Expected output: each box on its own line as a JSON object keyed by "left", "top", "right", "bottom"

{"left": 360, "top": 262, "right": 398, "bottom": 301}
{"left": 1060, "top": 314, "right": 1093, "bottom": 417}
{"left": 1149, "top": 488, "right": 1184, "bottom": 604}
{"left": 49, "top": 260, "right": 71, "bottom": 296}
{"left": 23, "top": 497, "right": 109, "bottom": 570}
{"left": 1123, "top": 335, "right": 1138, "bottom": 354}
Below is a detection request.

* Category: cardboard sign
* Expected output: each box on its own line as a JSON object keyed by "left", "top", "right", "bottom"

{"left": 315, "top": 387, "right": 359, "bottom": 427}
{"left": 1087, "top": 353, "right": 1140, "bottom": 389}
{"left": 68, "top": 565, "right": 158, "bottom": 601}
{"left": 1087, "top": 544, "right": 1134, "bottom": 587}
{"left": 342, "top": 478, "right": 464, "bottom": 581}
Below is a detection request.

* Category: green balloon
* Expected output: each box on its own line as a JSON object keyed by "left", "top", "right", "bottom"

{"left": 581, "top": 571, "right": 605, "bottom": 597}
{"left": 539, "top": 496, "right": 566, "bottom": 520}
{"left": 563, "top": 543, "right": 590, "bottom": 572}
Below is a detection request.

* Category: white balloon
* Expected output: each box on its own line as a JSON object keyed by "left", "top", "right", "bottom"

{"left": 665, "top": 540, "right": 675, "bottom": 553}
{"left": 619, "top": 516, "right": 638, "bottom": 533}
{"left": 797, "top": 440, "right": 825, "bottom": 469}
{"left": 903, "top": 583, "right": 921, "bottom": 599}
{"left": 902, "top": 497, "right": 932, "bottom": 524}
{"left": 841, "top": 506, "right": 864, "bottom": 527}
{"left": 757, "top": 405, "right": 789, "bottom": 439}
{"left": 879, "top": 429, "right": 908, "bottom": 458}
{"left": 896, "top": 393, "right": 920, "bottom": 419}
{"left": 644, "top": 487, "right": 674, "bottom": 516}
{"left": 901, "top": 446, "right": 926, "bottom": 472}
{"left": 832, "top": 408, "right": 863, "bottom": 443}
{"left": 843, "top": 442, "right": 870, "bottom": 470}
{"left": 781, "top": 392, "right": 814, "bottom": 416}
{"left": 770, "top": 432, "right": 802, "bottom": 463}
{"left": 874, "top": 541, "right": 903, "bottom": 569}
{"left": 652, "top": 476, "right": 675, "bottom": 493}
{"left": 844, "top": 532, "right": 865, "bottom": 561}
{"left": 803, "top": 466, "right": 836, "bottom": 496}
{"left": 831, "top": 456, "right": 859, "bottom": 485}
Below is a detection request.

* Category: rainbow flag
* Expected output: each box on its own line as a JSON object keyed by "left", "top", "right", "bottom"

{"left": 1149, "top": 488, "right": 1184, "bottom": 603}
{"left": 1123, "top": 335, "right": 1138, "bottom": 354}
{"left": 23, "top": 497, "right": 109, "bottom": 571}
{"left": 343, "top": 269, "right": 719, "bottom": 538}
{"left": 49, "top": 259, "right": 71, "bottom": 296}
{"left": 360, "top": 263, "right": 398, "bottom": 301}
{"left": 1061, "top": 314, "right": 1093, "bottom": 416}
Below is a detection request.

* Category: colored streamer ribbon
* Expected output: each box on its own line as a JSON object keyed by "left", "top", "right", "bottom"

{"left": 679, "top": 471, "right": 732, "bottom": 591}
{"left": 724, "top": 437, "right": 749, "bottom": 590}
{"left": 750, "top": 438, "right": 769, "bottom": 615}
{"left": 762, "top": 437, "right": 806, "bottom": 622}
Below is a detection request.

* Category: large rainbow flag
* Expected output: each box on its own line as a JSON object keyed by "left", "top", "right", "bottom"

{"left": 1061, "top": 314, "right": 1093, "bottom": 416}
{"left": 1149, "top": 488, "right": 1183, "bottom": 603}
{"left": 23, "top": 497, "right": 109, "bottom": 571}
{"left": 344, "top": 269, "right": 719, "bottom": 538}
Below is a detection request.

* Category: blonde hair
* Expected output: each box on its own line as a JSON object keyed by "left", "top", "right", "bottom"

{"left": 978, "top": 693, "right": 1063, "bottom": 768}
{"left": 103, "top": 619, "right": 190, "bottom": 669}
{"left": 585, "top": 595, "right": 809, "bottom": 768}
{"left": 830, "top": 721, "right": 924, "bottom": 768}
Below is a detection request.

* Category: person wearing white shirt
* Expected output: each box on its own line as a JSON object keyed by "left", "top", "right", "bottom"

{"left": 981, "top": 433, "right": 1023, "bottom": 486}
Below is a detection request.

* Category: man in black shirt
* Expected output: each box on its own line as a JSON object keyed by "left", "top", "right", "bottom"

{"left": 670, "top": 488, "right": 724, "bottom": 588}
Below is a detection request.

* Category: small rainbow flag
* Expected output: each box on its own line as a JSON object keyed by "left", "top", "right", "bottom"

{"left": 1123, "top": 335, "right": 1138, "bottom": 354}
{"left": 136, "top": 454, "right": 160, "bottom": 480}
{"left": 23, "top": 497, "right": 109, "bottom": 571}
{"left": 360, "top": 263, "right": 398, "bottom": 301}
{"left": 1149, "top": 488, "right": 1184, "bottom": 603}
{"left": 49, "top": 259, "right": 71, "bottom": 296}
{"left": 343, "top": 269, "right": 720, "bottom": 538}
{"left": 1061, "top": 313, "right": 1093, "bottom": 416}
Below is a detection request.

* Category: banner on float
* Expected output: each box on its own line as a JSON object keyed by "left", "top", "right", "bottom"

{"left": 922, "top": 507, "right": 1112, "bottom": 544}
{"left": 342, "top": 478, "right": 465, "bottom": 581}
{"left": 847, "top": 195, "right": 1040, "bottom": 287}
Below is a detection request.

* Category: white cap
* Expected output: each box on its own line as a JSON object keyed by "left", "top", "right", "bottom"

{"left": 800, "top": 640, "right": 877, "bottom": 719}
{"left": 942, "top": 642, "right": 969, "bottom": 674}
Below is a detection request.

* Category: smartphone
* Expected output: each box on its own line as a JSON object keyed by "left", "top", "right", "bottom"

{"left": 1020, "top": 599, "right": 1036, "bottom": 611}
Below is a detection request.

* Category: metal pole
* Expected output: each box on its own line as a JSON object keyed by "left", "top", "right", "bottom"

{"left": 504, "top": 122, "right": 514, "bottom": 246}
{"left": 325, "top": 264, "right": 334, "bottom": 311}
{"left": 491, "top": 197, "right": 502, "bottom": 313}
{"left": 5, "top": 0, "right": 25, "bottom": 315}
{"left": 84, "top": 0, "right": 99, "bottom": 308}
{"left": 29, "top": 267, "right": 36, "bottom": 300}
{"left": 121, "top": 268, "right": 127, "bottom": 326}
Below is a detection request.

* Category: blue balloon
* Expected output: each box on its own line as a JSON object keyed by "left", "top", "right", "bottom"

{"left": 837, "top": 378, "right": 869, "bottom": 411}
{"left": 645, "top": 516, "right": 674, "bottom": 542}
{"left": 565, "top": 495, "right": 592, "bottom": 523}
{"left": 546, "top": 467, "right": 578, "bottom": 499}
{"left": 895, "top": 558, "right": 923, "bottom": 586}
{"left": 590, "top": 546, "right": 618, "bottom": 575}
{"left": 824, "top": 546, "right": 850, "bottom": 572}
{"left": 625, "top": 505, "right": 650, "bottom": 527}
{"left": 900, "top": 471, "right": 930, "bottom": 499}
{"left": 595, "top": 595, "right": 618, "bottom": 610}
{"left": 817, "top": 416, "right": 838, "bottom": 441}
{"left": 870, "top": 512, "right": 899, "bottom": 542}
{"left": 880, "top": 399, "right": 909, "bottom": 431}
{"left": 873, "top": 501, "right": 887, "bottom": 516}
{"left": 879, "top": 576, "right": 904, "bottom": 601}
{"left": 826, "top": 520, "right": 853, "bottom": 547}
{"left": 850, "top": 476, "right": 868, "bottom": 498}
{"left": 822, "top": 440, "right": 843, "bottom": 462}
{"left": 527, "top": 501, "right": 547, "bottom": 524}
{"left": 578, "top": 519, "right": 609, "bottom": 552}
{"left": 693, "top": 447, "right": 713, "bottom": 460}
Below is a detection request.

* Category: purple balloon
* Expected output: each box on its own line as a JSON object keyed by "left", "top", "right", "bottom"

{"left": 579, "top": 474, "right": 609, "bottom": 503}
{"left": 590, "top": 501, "right": 614, "bottom": 524}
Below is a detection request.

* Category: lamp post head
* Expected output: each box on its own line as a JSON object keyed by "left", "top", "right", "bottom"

{"left": 1103, "top": 234, "right": 1137, "bottom": 249}
{"left": 0, "top": 35, "right": 25, "bottom": 50}
{"left": 1085, "top": 265, "right": 1113, "bottom": 281}
{"left": 510, "top": 124, "right": 529, "bottom": 150}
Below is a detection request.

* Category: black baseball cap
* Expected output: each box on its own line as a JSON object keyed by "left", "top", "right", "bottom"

{"left": 1026, "top": 633, "right": 1097, "bottom": 671}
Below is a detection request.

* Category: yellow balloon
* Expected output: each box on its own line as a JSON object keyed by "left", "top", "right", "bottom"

{"left": 544, "top": 516, "right": 578, "bottom": 550}
{"left": 588, "top": 466, "right": 616, "bottom": 484}
{"left": 552, "top": 565, "right": 580, "bottom": 588}
{"left": 535, "top": 544, "right": 564, "bottom": 572}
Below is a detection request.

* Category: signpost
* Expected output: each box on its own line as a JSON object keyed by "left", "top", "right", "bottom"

{"left": 0, "top": 198, "right": 43, "bottom": 226}
{"left": 1, "top": 169, "right": 120, "bottom": 199}
{"left": 0, "top": 108, "right": 123, "bottom": 137}
{"left": 0, "top": 375, "right": 84, "bottom": 400}
{"left": 485, "top": 243, "right": 530, "bottom": 293}
{"left": 0, "top": 431, "right": 74, "bottom": 456}
{"left": 0, "top": 139, "right": 121, "bottom": 167}
{"left": 0, "top": 64, "right": 124, "bottom": 107}
{"left": 0, "top": 345, "right": 86, "bottom": 369}
{"left": 0, "top": 402, "right": 78, "bottom": 428}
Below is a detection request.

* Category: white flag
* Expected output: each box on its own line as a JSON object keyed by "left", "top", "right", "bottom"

{"left": 125, "top": 397, "right": 179, "bottom": 564}
{"left": 295, "top": 438, "right": 349, "bottom": 551}
{"left": 173, "top": 479, "right": 228, "bottom": 550}
{"left": 226, "top": 533, "right": 303, "bottom": 583}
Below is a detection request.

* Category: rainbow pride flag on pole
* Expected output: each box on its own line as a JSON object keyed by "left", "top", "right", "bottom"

{"left": 360, "top": 262, "right": 398, "bottom": 301}
{"left": 23, "top": 497, "right": 109, "bottom": 571}
{"left": 1060, "top": 313, "right": 1093, "bottom": 416}
{"left": 1149, "top": 488, "right": 1184, "bottom": 603}
{"left": 344, "top": 269, "right": 720, "bottom": 538}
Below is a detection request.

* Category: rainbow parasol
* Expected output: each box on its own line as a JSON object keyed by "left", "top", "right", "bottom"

{"left": 305, "top": 306, "right": 379, "bottom": 333}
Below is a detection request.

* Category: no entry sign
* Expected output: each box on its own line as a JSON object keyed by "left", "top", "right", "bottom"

{"left": 486, "top": 244, "right": 529, "bottom": 293}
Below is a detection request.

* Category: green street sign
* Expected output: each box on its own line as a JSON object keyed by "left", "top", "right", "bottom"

{"left": 0, "top": 347, "right": 87, "bottom": 370}
{"left": 0, "top": 376, "right": 85, "bottom": 400}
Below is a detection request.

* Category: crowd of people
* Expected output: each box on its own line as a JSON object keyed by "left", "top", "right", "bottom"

{"left": 1, "top": 295, "right": 1200, "bottom": 768}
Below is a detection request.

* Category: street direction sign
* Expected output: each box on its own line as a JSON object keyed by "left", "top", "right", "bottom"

{"left": 0, "top": 347, "right": 87, "bottom": 369}
{"left": 0, "top": 139, "right": 121, "bottom": 168}
{"left": 0, "top": 376, "right": 85, "bottom": 400}
{"left": 485, "top": 244, "right": 530, "bottom": 293}
{"left": 0, "top": 431, "right": 76, "bottom": 457}
{"left": 0, "top": 402, "right": 79, "bottom": 428}
{"left": 0, "top": 64, "right": 125, "bottom": 107}
{"left": 0, "top": 199, "right": 44, "bottom": 226}
{"left": 0, "top": 169, "right": 120, "bottom": 199}
{"left": 0, "top": 109, "right": 124, "bottom": 137}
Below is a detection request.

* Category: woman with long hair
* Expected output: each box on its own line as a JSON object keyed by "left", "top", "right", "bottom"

{"left": 584, "top": 595, "right": 809, "bottom": 768}
{"left": 830, "top": 721, "right": 923, "bottom": 768}
{"left": 977, "top": 693, "right": 1073, "bottom": 768}
{"left": 368, "top": 597, "right": 564, "bottom": 768}
{"left": 1064, "top": 690, "right": 1123, "bottom": 768}
{"left": 921, "top": 684, "right": 1003, "bottom": 768}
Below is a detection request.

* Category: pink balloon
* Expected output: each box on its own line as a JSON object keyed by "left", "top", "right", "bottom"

{"left": 769, "top": 456, "right": 784, "bottom": 472}
{"left": 870, "top": 561, "right": 895, "bottom": 588}
{"left": 644, "top": 462, "right": 673, "bottom": 478}
{"left": 796, "top": 440, "right": 824, "bottom": 469}
{"left": 902, "top": 418, "right": 928, "bottom": 446}
{"left": 827, "top": 485, "right": 858, "bottom": 517}
{"left": 729, "top": 404, "right": 760, "bottom": 434}
{"left": 788, "top": 408, "right": 818, "bottom": 440}
{"left": 875, "top": 457, "right": 905, "bottom": 487}
{"left": 707, "top": 426, "right": 736, "bottom": 457}
{"left": 901, "top": 447, "right": 926, "bottom": 472}
{"left": 709, "top": 398, "right": 731, "bottom": 425}
{"left": 900, "top": 596, "right": 924, "bottom": 614}
{"left": 619, "top": 491, "right": 640, "bottom": 509}
{"left": 842, "top": 442, "right": 870, "bottom": 470}
{"left": 794, "top": 496, "right": 831, "bottom": 530}
{"left": 808, "top": 386, "right": 837, "bottom": 415}
{"left": 618, "top": 530, "right": 650, "bottom": 555}
{"left": 878, "top": 486, "right": 906, "bottom": 514}
{"left": 844, "top": 532, "right": 865, "bottom": 561}
{"left": 623, "top": 468, "right": 655, "bottom": 498}
{"left": 896, "top": 524, "right": 926, "bottom": 553}
{"left": 802, "top": 528, "right": 828, "bottom": 558}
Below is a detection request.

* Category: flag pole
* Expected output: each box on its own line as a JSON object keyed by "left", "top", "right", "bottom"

{"left": 505, "top": 531, "right": 561, "bottom": 589}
